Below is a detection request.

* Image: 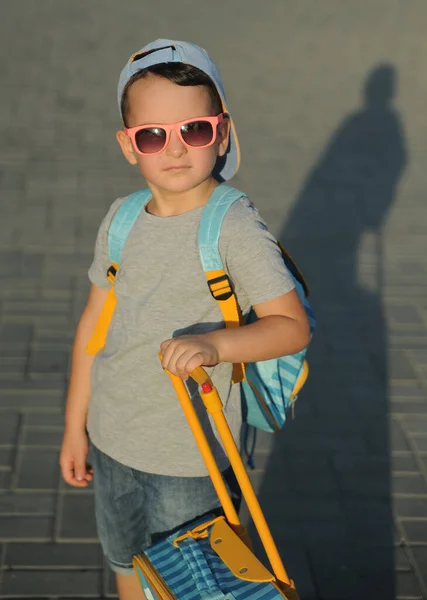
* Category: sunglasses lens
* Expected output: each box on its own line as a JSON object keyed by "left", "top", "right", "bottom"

{"left": 135, "top": 127, "right": 166, "bottom": 154}
{"left": 181, "top": 121, "right": 214, "bottom": 147}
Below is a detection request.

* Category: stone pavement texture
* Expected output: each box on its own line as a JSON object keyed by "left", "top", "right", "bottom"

{"left": 0, "top": 0, "right": 426, "bottom": 598}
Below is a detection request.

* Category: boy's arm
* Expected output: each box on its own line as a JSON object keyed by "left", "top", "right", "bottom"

{"left": 210, "top": 287, "right": 310, "bottom": 363}
{"left": 60, "top": 284, "right": 109, "bottom": 487}
{"left": 65, "top": 284, "right": 110, "bottom": 430}
{"left": 160, "top": 287, "right": 310, "bottom": 378}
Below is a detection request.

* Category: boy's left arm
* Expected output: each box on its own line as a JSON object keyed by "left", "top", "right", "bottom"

{"left": 160, "top": 288, "right": 310, "bottom": 378}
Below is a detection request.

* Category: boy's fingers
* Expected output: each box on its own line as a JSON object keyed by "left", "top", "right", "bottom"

{"left": 165, "top": 346, "right": 188, "bottom": 376}
{"left": 185, "top": 353, "right": 204, "bottom": 375}
{"left": 160, "top": 338, "right": 172, "bottom": 350}
{"left": 60, "top": 460, "right": 75, "bottom": 486}
{"left": 160, "top": 339, "right": 173, "bottom": 359}
{"left": 161, "top": 340, "right": 177, "bottom": 370}
{"left": 74, "top": 456, "right": 88, "bottom": 483}
{"left": 177, "top": 351, "right": 202, "bottom": 375}
{"left": 61, "top": 460, "right": 86, "bottom": 487}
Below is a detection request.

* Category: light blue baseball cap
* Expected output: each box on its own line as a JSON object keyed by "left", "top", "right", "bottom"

{"left": 117, "top": 39, "right": 240, "bottom": 182}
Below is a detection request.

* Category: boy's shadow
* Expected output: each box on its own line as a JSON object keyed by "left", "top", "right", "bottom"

{"left": 250, "top": 65, "right": 407, "bottom": 599}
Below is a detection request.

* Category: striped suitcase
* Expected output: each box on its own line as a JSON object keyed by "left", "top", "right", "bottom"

{"left": 132, "top": 360, "right": 300, "bottom": 600}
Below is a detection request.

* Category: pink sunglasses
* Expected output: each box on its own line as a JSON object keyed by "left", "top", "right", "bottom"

{"left": 125, "top": 114, "right": 225, "bottom": 156}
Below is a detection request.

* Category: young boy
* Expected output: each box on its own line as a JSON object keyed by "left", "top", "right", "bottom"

{"left": 60, "top": 39, "right": 310, "bottom": 600}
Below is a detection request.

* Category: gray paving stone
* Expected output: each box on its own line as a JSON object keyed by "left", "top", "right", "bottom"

{"left": 0, "top": 325, "right": 33, "bottom": 344}
{"left": 308, "top": 546, "right": 364, "bottom": 600}
{"left": 33, "top": 328, "right": 74, "bottom": 345}
{"left": 250, "top": 429, "right": 275, "bottom": 453}
{"left": 396, "top": 571, "right": 423, "bottom": 599}
{"left": 392, "top": 454, "right": 419, "bottom": 473}
{"left": 411, "top": 436, "right": 427, "bottom": 454}
{"left": 401, "top": 520, "right": 427, "bottom": 544}
{"left": 0, "top": 253, "right": 22, "bottom": 277}
{"left": 390, "top": 384, "right": 427, "bottom": 400}
{"left": 0, "top": 347, "right": 28, "bottom": 360}
{"left": 106, "top": 569, "right": 118, "bottom": 598}
{"left": 408, "top": 546, "right": 427, "bottom": 580}
{"left": 0, "top": 493, "right": 55, "bottom": 515}
{"left": 0, "top": 516, "right": 53, "bottom": 541}
{"left": 57, "top": 494, "right": 97, "bottom": 541}
{"left": 2, "top": 301, "right": 70, "bottom": 318}
{"left": 392, "top": 401, "right": 427, "bottom": 416}
{"left": 0, "top": 387, "right": 65, "bottom": 410}
{"left": 394, "top": 497, "right": 427, "bottom": 519}
{"left": 21, "top": 429, "right": 63, "bottom": 447}
{"left": 418, "top": 458, "right": 427, "bottom": 475}
{"left": 409, "top": 350, "right": 427, "bottom": 366}
{"left": 4, "top": 543, "right": 102, "bottom": 568}
{"left": 0, "top": 470, "right": 11, "bottom": 491}
{"left": 390, "top": 337, "right": 427, "bottom": 351}
{"left": 15, "top": 449, "right": 60, "bottom": 490}
{"left": 0, "top": 597, "right": 49, "bottom": 600}
{"left": 393, "top": 475, "right": 427, "bottom": 496}
{"left": 25, "top": 412, "right": 63, "bottom": 427}
{"left": 0, "top": 570, "right": 102, "bottom": 596}
{"left": 338, "top": 473, "right": 389, "bottom": 497}
{"left": 0, "top": 449, "right": 13, "bottom": 469}
{"left": 391, "top": 420, "right": 412, "bottom": 453}
{"left": 0, "top": 359, "right": 26, "bottom": 379}
{"left": 289, "top": 470, "right": 338, "bottom": 496}
{"left": 403, "top": 417, "right": 427, "bottom": 435}
{"left": 395, "top": 546, "right": 413, "bottom": 571}
{"left": 21, "top": 253, "right": 45, "bottom": 279}
{"left": 389, "top": 351, "right": 419, "bottom": 381}
{"left": 387, "top": 306, "right": 425, "bottom": 327}
{"left": 332, "top": 454, "right": 386, "bottom": 472}
{"left": 28, "top": 349, "right": 69, "bottom": 377}
{"left": 0, "top": 413, "right": 20, "bottom": 445}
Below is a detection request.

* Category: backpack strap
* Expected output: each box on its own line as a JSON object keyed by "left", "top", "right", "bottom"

{"left": 86, "top": 189, "right": 152, "bottom": 355}
{"left": 108, "top": 189, "right": 152, "bottom": 263}
{"left": 199, "top": 184, "right": 247, "bottom": 383}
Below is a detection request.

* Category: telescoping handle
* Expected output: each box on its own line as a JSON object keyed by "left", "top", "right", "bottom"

{"left": 160, "top": 356, "right": 294, "bottom": 591}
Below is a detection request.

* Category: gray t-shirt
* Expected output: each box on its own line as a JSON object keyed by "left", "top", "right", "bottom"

{"left": 87, "top": 194, "right": 294, "bottom": 477}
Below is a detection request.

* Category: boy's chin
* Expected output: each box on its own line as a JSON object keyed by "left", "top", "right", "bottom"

{"left": 153, "top": 173, "right": 211, "bottom": 194}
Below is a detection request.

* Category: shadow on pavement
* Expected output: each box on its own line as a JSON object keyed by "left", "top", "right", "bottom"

{"left": 251, "top": 64, "right": 407, "bottom": 599}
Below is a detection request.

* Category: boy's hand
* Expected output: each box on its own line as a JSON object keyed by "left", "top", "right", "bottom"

{"left": 60, "top": 427, "right": 93, "bottom": 488}
{"left": 160, "top": 335, "right": 220, "bottom": 378}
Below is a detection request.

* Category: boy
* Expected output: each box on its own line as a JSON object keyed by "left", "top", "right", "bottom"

{"left": 60, "top": 39, "right": 310, "bottom": 600}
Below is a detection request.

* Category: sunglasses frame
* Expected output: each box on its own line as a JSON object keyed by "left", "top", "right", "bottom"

{"left": 124, "top": 113, "right": 226, "bottom": 156}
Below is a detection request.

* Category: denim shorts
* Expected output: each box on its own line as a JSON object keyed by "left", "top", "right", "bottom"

{"left": 90, "top": 443, "right": 241, "bottom": 575}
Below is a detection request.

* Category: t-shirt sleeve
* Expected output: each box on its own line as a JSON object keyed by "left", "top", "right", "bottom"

{"left": 219, "top": 197, "right": 295, "bottom": 306}
{"left": 88, "top": 197, "right": 127, "bottom": 289}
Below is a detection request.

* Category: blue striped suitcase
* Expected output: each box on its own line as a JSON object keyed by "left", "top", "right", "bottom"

{"left": 132, "top": 363, "right": 300, "bottom": 600}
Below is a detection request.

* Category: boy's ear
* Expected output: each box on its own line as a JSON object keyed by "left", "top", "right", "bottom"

{"left": 217, "top": 119, "right": 231, "bottom": 157}
{"left": 116, "top": 130, "right": 138, "bottom": 165}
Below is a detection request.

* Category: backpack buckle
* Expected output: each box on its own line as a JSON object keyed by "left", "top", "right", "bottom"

{"left": 107, "top": 265, "right": 117, "bottom": 284}
{"left": 208, "top": 274, "right": 233, "bottom": 301}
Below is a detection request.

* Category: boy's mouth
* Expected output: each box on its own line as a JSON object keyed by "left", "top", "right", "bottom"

{"left": 164, "top": 166, "right": 190, "bottom": 172}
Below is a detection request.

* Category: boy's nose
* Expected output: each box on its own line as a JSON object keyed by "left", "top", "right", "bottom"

{"left": 166, "top": 130, "right": 187, "bottom": 157}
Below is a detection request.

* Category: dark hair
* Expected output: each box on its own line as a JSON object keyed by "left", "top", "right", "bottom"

{"left": 120, "top": 63, "right": 223, "bottom": 126}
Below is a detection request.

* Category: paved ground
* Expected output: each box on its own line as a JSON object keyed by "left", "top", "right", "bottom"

{"left": 0, "top": 1, "right": 427, "bottom": 598}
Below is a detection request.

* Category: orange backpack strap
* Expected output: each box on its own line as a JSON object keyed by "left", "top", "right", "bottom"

{"left": 198, "top": 185, "right": 250, "bottom": 384}
{"left": 86, "top": 190, "right": 152, "bottom": 355}
{"left": 206, "top": 269, "right": 245, "bottom": 384}
{"left": 86, "top": 265, "right": 118, "bottom": 355}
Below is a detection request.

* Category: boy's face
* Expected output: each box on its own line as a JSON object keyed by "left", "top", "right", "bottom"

{"left": 116, "top": 75, "right": 230, "bottom": 194}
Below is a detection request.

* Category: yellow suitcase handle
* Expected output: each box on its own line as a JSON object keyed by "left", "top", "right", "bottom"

{"left": 160, "top": 356, "right": 296, "bottom": 592}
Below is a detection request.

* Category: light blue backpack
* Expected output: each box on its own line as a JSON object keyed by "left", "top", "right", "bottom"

{"left": 87, "top": 184, "right": 315, "bottom": 437}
